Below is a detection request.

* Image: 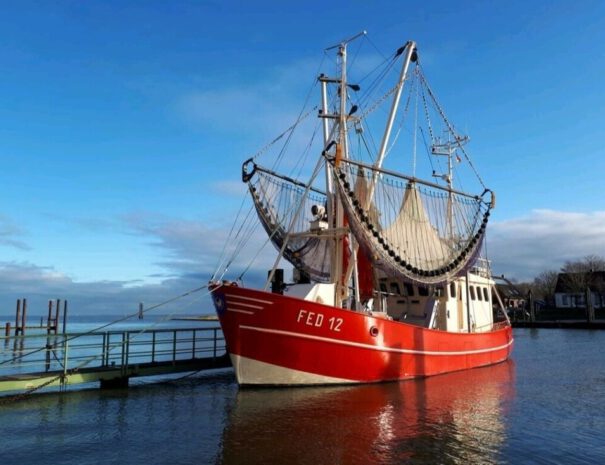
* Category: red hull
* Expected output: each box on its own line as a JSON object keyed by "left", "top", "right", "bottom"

{"left": 212, "top": 283, "right": 513, "bottom": 385}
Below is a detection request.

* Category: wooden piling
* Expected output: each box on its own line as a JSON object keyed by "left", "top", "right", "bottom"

{"left": 15, "top": 299, "right": 22, "bottom": 336}
{"left": 21, "top": 298, "right": 27, "bottom": 335}
{"left": 62, "top": 300, "right": 68, "bottom": 334}
{"left": 47, "top": 300, "right": 53, "bottom": 334}
{"left": 55, "top": 299, "right": 60, "bottom": 334}
{"left": 4, "top": 322, "right": 10, "bottom": 337}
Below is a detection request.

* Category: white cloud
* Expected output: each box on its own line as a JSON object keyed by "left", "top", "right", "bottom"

{"left": 488, "top": 209, "right": 605, "bottom": 281}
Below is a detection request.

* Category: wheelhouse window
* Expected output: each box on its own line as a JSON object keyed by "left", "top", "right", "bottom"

{"left": 379, "top": 282, "right": 387, "bottom": 293}
{"left": 477, "top": 288, "right": 483, "bottom": 301}
{"left": 450, "top": 282, "right": 456, "bottom": 298}
{"left": 470, "top": 286, "right": 476, "bottom": 300}
{"left": 404, "top": 283, "right": 414, "bottom": 296}
{"left": 483, "top": 287, "right": 489, "bottom": 301}
{"left": 419, "top": 286, "right": 429, "bottom": 297}
{"left": 390, "top": 282, "right": 401, "bottom": 295}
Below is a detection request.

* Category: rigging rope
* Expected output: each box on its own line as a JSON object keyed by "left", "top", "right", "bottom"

{"left": 418, "top": 66, "right": 486, "bottom": 189}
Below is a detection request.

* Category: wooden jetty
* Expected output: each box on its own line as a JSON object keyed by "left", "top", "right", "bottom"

{"left": 0, "top": 326, "right": 230, "bottom": 395}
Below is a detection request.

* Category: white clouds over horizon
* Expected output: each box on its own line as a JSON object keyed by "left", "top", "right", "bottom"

{"left": 488, "top": 209, "right": 605, "bottom": 280}
{"left": 2, "top": 207, "right": 605, "bottom": 315}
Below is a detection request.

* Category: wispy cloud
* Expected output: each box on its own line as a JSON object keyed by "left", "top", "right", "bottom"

{"left": 121, "top": 211, "right": 274, "bottom": 281}
{"left": 0, "top": 215, "right": 30, "bottom": 251}
{"left": 0, "top": 260, "right": 207, "bottom": 317}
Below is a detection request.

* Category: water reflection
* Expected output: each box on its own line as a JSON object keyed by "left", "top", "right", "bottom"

{"left": 218, "top": 361, "right": 515, "bottom": 464}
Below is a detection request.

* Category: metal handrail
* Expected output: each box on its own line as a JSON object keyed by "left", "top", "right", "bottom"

{"left": 0, "top": 326, "right": 226, "bottom": 378}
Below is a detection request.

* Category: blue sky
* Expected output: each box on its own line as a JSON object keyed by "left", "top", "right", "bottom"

{"left": 0, "top": 0, "right": 605, "bottom": 315}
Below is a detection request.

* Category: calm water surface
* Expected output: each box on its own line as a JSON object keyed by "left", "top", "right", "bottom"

{"left": 2, "top": 328, "right": 605, "bottom": 464}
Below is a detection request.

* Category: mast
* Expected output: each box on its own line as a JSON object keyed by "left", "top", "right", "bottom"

{"left": 333, "top": 42, "right": 348, "bottom": 307}
{"left": 432, "top": 133, "right": 469, "bottom": 240}
{"left": 371, "top": 41, "right": 417, "bottom": 182}
{"left": 319, "top": 73, "right": 337, "bottom": 294}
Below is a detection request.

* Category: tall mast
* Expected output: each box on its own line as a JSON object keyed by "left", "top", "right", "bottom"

{"left": 319, "top": 32, "right": 366, "bottom": 308}
{"left": 432, "top": 133, "right": 469, "bottom": 239}
{"left": 373, "top": 41, "right": 416, "bottom": 173}
{"left": 364, "top": 41, "right": 416, "bottom": 210}
{"left": 332, "top": 42, "right": 348, "bottom": 307}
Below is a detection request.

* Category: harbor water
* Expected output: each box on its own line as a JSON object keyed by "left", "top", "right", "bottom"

{"left": 2, "top": 326, "right": 605, "bottom": 464}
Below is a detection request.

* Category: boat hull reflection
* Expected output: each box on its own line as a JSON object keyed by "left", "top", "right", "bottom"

{"left": 218, "top": 360, "right": 515, "bottom": 464}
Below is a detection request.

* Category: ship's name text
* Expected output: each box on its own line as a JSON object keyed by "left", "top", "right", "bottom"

{"left": 296, "top": 309, "right": 342, "bottom": 332}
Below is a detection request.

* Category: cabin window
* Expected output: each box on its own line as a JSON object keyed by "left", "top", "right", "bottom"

{"left": 419, "top": 286, "right": 429, "bottom": 297}
{"left": 477, "top": 288, "right": 483, "bottom": 301}
{"left": 483, "top": 287, "right": 489, "bottom": 301}
{"left": 449, "top": 282, "right": 456, "bottom": 298}
{"left": 404, "top": 283, "right": 414, "bottom": 296}
{"left": 435, "top": 286, "right": 444, "bottom": 297}
{"left": 379, "top": 283, "right": 387, "bottom": 293}
{"left": 390, "top": 282, "right": 401, "bottom": 295}
{"left": 470, "top": 286, "right": 476, "bottom": 300}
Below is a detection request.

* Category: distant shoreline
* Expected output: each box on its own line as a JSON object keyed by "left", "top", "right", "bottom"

{"left": 512, "top": 320, "right": 605, "bottom": 329}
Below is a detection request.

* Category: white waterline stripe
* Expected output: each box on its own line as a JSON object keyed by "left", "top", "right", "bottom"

{"left": 226, "top": 300, "right": 263, "bottom": 310}
{"left": 230, "top": 295, "right": 274, "bottom": 305}
{"left": 228, "top": 308, "right": 255, "bottom": 315}
{"left": 240, "top": 325, "right": 513, "bottom": 356}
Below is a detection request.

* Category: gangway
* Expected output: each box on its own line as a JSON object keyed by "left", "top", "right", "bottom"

{"left": 0, "top": 326, "right": 230, "bottom": 396}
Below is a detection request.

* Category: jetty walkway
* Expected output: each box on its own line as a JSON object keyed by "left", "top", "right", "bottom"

{"left": 0, "top": 326, "right": 230, "bottom": 396}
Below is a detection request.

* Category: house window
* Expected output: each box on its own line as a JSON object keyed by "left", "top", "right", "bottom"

{"left": 562, "top": 295, "right": 569, "bottom": 306}
{"left": 450, "top": 282, "right": 456, "bottom": 298}
{"left": 470, "top": 286, "right": 476, "bottom": 300}
{"left": 483, "top": 287, "right": 489, "bottom": 301}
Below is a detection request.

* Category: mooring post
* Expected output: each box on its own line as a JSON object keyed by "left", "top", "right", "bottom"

{"left": 47, "top": 300, "right": 53, "bottom": 334}
{"left": 4, "top": 322, "right": 10, "bottom": 337}
{"left": 62, "top": 300, "right": 68, "bottom": 334}
{"left": 15, "top": 299, "right": 21, "bottom": 336}
{"left": 138, "top": 302, "right": 144, "bottom": 319}
{"left": 528, "top": 290, "right": 535, "bottom": 323}
{"left": 55, "top": 299, "right": 61, "bottom": 335}
{"left": 22, "top": 298, "right": 27, "bottom": 335}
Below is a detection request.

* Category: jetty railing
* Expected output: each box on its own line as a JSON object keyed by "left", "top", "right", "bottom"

{"left": 0, "top": 326, "right": 229, "bottom": 395}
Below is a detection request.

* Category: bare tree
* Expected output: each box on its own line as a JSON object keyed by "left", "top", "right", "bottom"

{"left": 532, "top": 270, "right": 558, "bottom": 307}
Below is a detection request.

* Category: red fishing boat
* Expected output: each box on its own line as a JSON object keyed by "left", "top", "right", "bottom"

{"left": 210, "top": 32, "right": 513, "bottom": 385}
